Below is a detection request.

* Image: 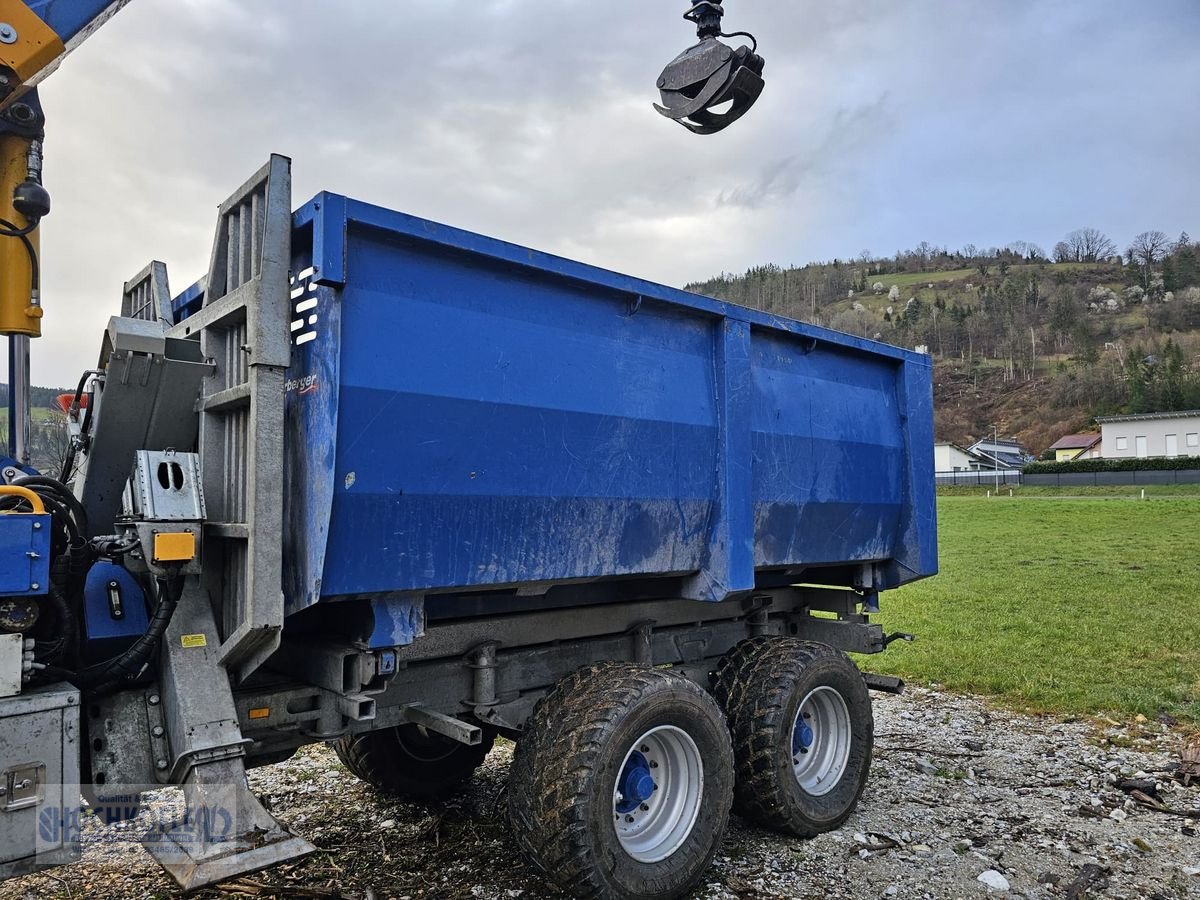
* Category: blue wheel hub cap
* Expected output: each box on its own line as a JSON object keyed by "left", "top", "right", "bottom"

{"left": 792, "top": 720, "right": 814, "bottom": 756}
{"left": 616, "top": 751, "right": 656, "bottom": 813}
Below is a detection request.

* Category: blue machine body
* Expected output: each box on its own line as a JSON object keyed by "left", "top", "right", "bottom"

{"left": 261, "top": 193, "right": 938, "bottom": 617}
{"left": 24, "top": 1, "right": 128, "bottom": 46}
{"left": 81, "top": 561, "right": 148, "bottom": 663}
{"left": 0, "top": 512, "right": 50, "bottom": 596}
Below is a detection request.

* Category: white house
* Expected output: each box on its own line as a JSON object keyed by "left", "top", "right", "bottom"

{"left": 934, "top": 442, "right": 979, "bottom": 473}
{"left": 1096, "top": 410, "right": 1200, "bottom": 459}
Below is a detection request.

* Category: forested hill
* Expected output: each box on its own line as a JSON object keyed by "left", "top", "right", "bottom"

{"left": 686, "top": 230, "right": 1200, "bottom": 455}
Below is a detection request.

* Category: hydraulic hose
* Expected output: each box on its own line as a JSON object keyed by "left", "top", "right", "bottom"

{"left": 82, "top": 566, "right": 183, "bottom": 695}
{"left": 60, "top": 369, "right": 103, "bottom": 483}
{"left": 32, "top": 584, "right": 75, "bottom": 667}
{"left": 0, "top": 489, "right": 80, "bottom": 546}
{"left": 12, "top": 474, "right": 89, "bottom": 537}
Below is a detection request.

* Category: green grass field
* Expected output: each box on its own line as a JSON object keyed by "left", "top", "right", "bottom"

{"left": 865, "top": 268, "right": 977, "bottom": 290}
{"left": 865, "top": 495, "right": 1200, "bottom": 722}
{"left": 0, "top": 407, "right": 58, "bottom": 430}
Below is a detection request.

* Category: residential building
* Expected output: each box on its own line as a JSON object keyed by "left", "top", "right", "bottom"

{"left": 1046, "top": 433, "right": 1102, "bottom": 462}
{"left": 1096, "top": 410, "right": 1200, "bottom": 459}
{"left": 934, "top": 442, "right": 979, "bottom": 473}
{"left": 967, "top": 437, "right": 1030, "bottom": 470}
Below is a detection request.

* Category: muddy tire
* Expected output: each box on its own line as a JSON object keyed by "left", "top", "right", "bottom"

{"left": 333, "top": 723, "right": 495, "bottom": 800}
{"left": 508, "top": 663, "right": 734, "bottom": 899}
{"left": 717, "top": 637, "right": 873, "bottom": 836}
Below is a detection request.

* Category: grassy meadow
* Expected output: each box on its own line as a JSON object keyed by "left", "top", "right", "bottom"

{"left": 865, "top": 493, "right": 1200, "bottom": 722}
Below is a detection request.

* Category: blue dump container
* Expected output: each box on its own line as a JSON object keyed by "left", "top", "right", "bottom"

{"left": 281, "top": 194, "right": 936, "bottom": 617}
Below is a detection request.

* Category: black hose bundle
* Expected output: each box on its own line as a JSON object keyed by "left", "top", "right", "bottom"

{"left": 30, "top": 584, "right": 75, "bottom": 667}
{"left": 12, "top": 475, "right": 89, "bottom": 538}
{"left": 59, "top": 369, "right": 103, "bottom": 484}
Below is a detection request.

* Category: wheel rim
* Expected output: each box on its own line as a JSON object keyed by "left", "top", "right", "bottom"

{"left": 791, "top": 686, "right": 852, "bottom": 796}
{"left": 612, "top": 725, "right": 704, "bottom": 863}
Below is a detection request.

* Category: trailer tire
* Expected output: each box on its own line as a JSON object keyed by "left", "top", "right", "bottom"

{"left": 713, "top": 636, "right": 839, "bottom": 718}
{"left": 711, "top": 635, "right": 775, "bottom": 710}
{"left": 720, "top": 638, "right": 872, "bottom": 837}
{"left": 333, "top": 724, "right": 496, "bottom": 800}
{"left": 508, "top": 663, "right": 734, "bottom": 900}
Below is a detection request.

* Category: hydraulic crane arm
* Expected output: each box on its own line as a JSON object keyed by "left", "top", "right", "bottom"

{"left": 0, "top": 0, "right": 129, "bottom": 108}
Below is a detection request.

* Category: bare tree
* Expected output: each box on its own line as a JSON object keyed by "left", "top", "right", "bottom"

{"left": 1126, "top": 230, "right": 1171, "bottom": 290}
{"left": 1053, "top": 241, "right": 1072, "bottom": 263}
{"left": 1065, "top": 228, "right": 1117, "bottom": 262}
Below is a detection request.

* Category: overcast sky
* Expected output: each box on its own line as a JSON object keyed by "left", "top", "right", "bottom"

{"left": 20, "top": 0, "right": 1200, "bottom": 383}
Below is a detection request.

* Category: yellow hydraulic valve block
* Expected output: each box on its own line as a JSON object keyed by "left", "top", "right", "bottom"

{"left": 0, "top": 133, "right": 39, "bottom": 336}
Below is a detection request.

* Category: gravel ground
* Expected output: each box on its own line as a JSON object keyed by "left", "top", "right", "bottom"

{"left": 3, "top": 686, "right": 1198, "bottom": 900}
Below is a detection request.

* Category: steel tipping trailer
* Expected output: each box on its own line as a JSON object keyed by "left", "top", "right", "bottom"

{"left": 3, "top": 157, "right": 936, "bottom": 899}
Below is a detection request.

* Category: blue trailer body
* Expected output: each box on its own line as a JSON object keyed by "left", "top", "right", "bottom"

{"left": 278, "top": 193, "right": 936, "bottom": 617}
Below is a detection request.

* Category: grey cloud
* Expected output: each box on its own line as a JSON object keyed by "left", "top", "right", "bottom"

{"left": 716, "top": 97, "right": 891, "bottom": 209}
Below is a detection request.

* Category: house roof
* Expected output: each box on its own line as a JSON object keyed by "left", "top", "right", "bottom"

{"left": 972, "top": 449, "right": 1026, "bottom": 469}
{"left": 969, "top": 438, "right": 1026, "bottom": 451}
{"left": 1048, "top": 433, "right": 1101, "bottom": 451}
{"left": 935, "top": 442, "right": 974, "bottom": 454}
{"left": 1095, "top": 409, "right": 1200, "bottom": 424}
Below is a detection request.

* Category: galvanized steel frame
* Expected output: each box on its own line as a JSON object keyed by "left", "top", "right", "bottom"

{"left": 169, "top": 155, "right": 292, "bottom": 681}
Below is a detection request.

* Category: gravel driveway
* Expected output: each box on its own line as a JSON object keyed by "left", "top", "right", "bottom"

{"left": 3, "top": 686, "right": 1197, "bottom": 899}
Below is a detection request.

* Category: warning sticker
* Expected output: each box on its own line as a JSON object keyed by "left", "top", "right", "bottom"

{"left": 181, "top": 634, "right": 207, "bottom": 649}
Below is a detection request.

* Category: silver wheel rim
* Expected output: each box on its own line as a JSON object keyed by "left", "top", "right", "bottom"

{"left": 612, "top": 725, "right": 704, "bottom": 863}
{"left": 791, "top": 686, "right": 851, "bottom": 796}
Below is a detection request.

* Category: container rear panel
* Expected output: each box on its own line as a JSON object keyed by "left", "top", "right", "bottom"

{"left": 750, "top": 330, "right": 903, "bottom": 568}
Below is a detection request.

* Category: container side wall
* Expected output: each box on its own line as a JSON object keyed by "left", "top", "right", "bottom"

{"left": 320, "top": 226, "right": 719, "bottom": 597}
{"left": 283, "top": 194, "right": 939, "bottom": 607}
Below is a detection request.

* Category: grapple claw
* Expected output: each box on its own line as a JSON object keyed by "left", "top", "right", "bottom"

{"left": 655, "top": 3, "right": 765, "bottom": 134}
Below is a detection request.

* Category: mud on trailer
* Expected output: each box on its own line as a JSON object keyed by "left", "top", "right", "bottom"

{"left": 0, "top": 157, "right": 936, "bottom": 899}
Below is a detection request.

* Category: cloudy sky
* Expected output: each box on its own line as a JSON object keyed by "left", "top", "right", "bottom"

{"left": 21, "top": 0, "right": 1200, "bottom": 383}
